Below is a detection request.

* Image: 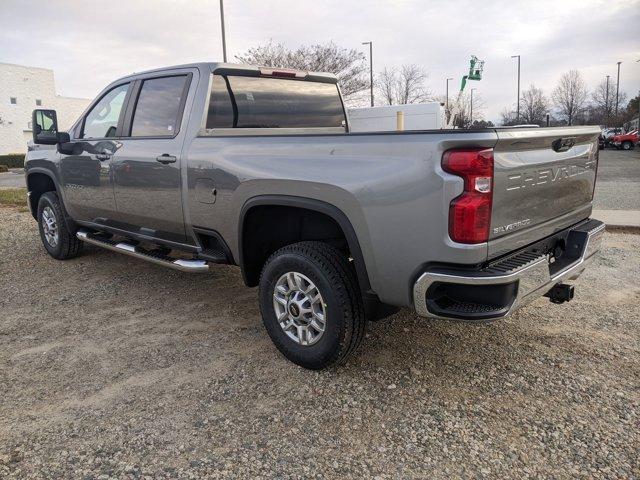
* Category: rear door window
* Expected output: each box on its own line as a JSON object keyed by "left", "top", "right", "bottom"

{"left": 130, "top": 76, "right": 189, "bottom": 137}
{"left": 206, "top": 75, "right": 346, "bottom": 129}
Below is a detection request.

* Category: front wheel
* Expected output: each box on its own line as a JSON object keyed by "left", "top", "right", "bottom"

{"left": 258, "top": 241, "right": 365, "bottom": 370}
{"left": 37, "top": 191, "right": 83, "bottom": 260}
{"left": 622, "top": 141, "right": 633, "bottom": 151}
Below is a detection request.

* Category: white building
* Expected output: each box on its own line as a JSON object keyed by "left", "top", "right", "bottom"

{"left": 0, "top": 62, "right": 90, "bottom": 154}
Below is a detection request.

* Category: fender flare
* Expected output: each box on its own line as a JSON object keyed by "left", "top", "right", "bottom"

{"left": 25, "top": 168, "right": 59, "bottom": 215}
{"left": 238, "top": 195, "right": 372, "bottom": 293}
{"left": 25, "top": 168, "right": 76, "bottom": 232}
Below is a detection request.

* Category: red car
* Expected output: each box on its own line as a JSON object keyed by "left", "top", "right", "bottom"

{"left": 613, "top": 130, "right": 638, "bottom": 150}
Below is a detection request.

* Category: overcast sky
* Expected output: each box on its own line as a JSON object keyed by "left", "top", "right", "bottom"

{"left": 1, "top": 0, "right": 639, "bottom": 122}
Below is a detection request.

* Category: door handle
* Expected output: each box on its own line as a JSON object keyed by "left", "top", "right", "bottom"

{"left": 95, "top": 153, "right": 111, "bottom": 161}
{"left": 156, "top": 154, "right": 177, "bottom": 164}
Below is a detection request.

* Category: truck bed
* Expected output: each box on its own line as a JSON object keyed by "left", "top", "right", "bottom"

{"left": 188, "top": 125, "right": 600, "bottom": 306}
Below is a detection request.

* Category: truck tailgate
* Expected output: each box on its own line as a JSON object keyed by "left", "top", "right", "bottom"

{"left": 489, "top": 126, "right": 600, "bottom": 257}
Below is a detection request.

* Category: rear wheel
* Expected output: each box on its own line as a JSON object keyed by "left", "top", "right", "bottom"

{"left": 258, "top": 241, "right": 365, "bottom": 370}
{"left": 37, "top": 191, "right": 83, "bottom": 260}
{"left": 622, "top": 141, "right": 633, "bottom": 151}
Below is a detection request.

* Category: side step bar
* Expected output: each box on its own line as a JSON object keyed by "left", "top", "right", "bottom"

{"left": 76, "top": 230, "right": 209, "bottom": 273}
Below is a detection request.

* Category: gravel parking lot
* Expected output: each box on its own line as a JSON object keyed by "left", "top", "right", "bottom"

{"left": 0, "top": 207, "right": 639, "bottom": 479}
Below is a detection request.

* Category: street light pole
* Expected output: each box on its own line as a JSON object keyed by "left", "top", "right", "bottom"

{"left": 615, "top": 61, "right": 621, "bottom": 116}
{"left": 362, "top": 42, "right": 374, "bottom": 107}
{"left": 605, "top": 75, "right": 610, "bottom": 127}
{"left": 219, "top": 0, "right": 227, "bottom": 62}
{"left": 511, "top": 55, "right": 521, "bottom": 121}
{"left": 445, "top": 77, "right": 453, "bottom": 112}
{"left": 470, "top": 88, "right": 476, "bottom": 127}
{"left": 638, "top": 61, "right": 640, "bottom": 131}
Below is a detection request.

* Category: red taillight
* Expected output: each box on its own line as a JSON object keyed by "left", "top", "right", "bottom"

{"left": 442, "top": 148, "right": 494, "bottom": 244}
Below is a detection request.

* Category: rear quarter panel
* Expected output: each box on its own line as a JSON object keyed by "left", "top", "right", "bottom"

{"left": 185, "top": 131, "right": 497, "bottom": 306}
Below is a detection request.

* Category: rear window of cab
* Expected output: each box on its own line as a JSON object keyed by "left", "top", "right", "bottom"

{"left": 205, "top": 74, "right": 346, "bottom": 129}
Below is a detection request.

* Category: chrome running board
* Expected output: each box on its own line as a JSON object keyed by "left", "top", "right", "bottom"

{"left": 76, "top": 229, "right": 209, "bottom": 273}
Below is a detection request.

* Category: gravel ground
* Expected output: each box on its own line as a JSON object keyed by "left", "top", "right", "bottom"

{"left": 0, "top": 207, "right": 638, "bottom": 479}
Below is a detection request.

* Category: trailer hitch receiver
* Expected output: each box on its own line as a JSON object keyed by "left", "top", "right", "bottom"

{"left": 544, "top": 283, "right": 575, "bottom": 304}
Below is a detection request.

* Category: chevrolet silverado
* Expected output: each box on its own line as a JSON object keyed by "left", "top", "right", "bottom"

{"left": 25, "top": 62, "right": 604, "bottom": 369}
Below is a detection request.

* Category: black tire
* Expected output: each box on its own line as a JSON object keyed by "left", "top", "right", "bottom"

{"left": 37, "top": 191, "right": 83, "bottom": 260}
{"left": 258, "top": 241, "right": 365, "bottom": 370}
{"left": 622, "top": 141, "right": 633, "bottom": 151}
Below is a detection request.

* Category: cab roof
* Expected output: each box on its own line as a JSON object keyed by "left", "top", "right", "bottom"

{"left": 119, "top": 62, "right": 337, "bottom": 83}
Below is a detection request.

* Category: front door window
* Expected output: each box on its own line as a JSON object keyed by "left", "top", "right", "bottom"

{"left": 82, "top": 84, "right": 129, "bottom": 139}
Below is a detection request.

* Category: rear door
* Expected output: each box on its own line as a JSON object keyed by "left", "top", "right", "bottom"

{"left": 488, "top": 126, "right": 600, "bottom": 257}
{"left": 111, "top": 72, "right": 193, "bottom": 244}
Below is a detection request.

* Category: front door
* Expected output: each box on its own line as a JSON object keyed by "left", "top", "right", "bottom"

{"left": 59, "top": 82, "right": 130, "bottom": 225}
{"left": 111, "top": 74, "right": 191, "bottom": 244}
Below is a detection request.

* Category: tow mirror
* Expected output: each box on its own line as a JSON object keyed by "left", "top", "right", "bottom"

{"left": 32, "top": 109, "right": 62, "bottom": 145}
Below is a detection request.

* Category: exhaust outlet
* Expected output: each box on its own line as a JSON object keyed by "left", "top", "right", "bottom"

{"left": 544, "top": 283, "right": 574, "bottom": 304}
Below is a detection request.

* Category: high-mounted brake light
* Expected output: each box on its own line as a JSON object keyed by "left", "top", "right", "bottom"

{"left": 259, "top": 68, "right": 306, "bottom": 78}
{"left": 442, "top": 148, "right": 494, "bottom": 244}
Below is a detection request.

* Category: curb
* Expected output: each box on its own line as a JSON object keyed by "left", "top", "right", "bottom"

{"left": 604, "top": 225, "right": 640, "bottom": 234}
{"left": 592, "top": 210, "right": 640, "bottom": 234}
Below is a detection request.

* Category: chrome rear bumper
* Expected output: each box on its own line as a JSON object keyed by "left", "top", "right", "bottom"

{"left": 413, "top": 219, "right": 605, "bottom": 321}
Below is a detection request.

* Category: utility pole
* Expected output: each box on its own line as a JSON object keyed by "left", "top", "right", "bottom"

{"left": 605, "top": 75, "right": 610, "bottom": 127}
{"left": 511, "top": 55, "right": 521, "bottom": 121}
{"left": 615, "top": 61, "right": 621, "bottom": 116}
{"left": 219, "top": 0, "right": 227, "bottom": 62}
{"left": 470, "top": 88, "right": 476, "bottom": 127}
{"left": 362, "top": 42, "right": 374, "bottom": 107}
{"left": 445, "top": 77, "right": 453, "bottom": 112}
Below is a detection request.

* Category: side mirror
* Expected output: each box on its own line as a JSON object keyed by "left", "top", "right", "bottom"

{"left": 32, "top": 109, "right": 62, "bottom": 145}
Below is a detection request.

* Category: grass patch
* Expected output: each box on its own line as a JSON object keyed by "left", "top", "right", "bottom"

{"left": 0, "top": 188, "right": 29, "bottom": 211}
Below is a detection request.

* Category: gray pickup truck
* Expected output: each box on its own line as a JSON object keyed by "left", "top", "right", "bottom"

{"left": 26, "top": 62, "right": 604, "bottom": 369}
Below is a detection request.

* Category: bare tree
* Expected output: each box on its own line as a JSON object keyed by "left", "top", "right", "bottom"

{"left": 377, "top": 68, "right": 397, "bottom": 106}
{"left": 552, "top": 70, "right": 588, "bottom": 126}
{"left": 500, "top": 108, "right": 519, "bottom": 126}
{"left": 434, "top": 91, "right": 484, "bottom": 128}
{"left": 235, "top": 41, "right": 368, "bottom": 101}
{"left": 589, "top": 79, "right": 627, "bottom": 126}
{"left": 375, "top": 65, "right": 432, "bottom": 105}
{"left": 520, "top": 85, "right": 549, "bottom": 126}
{"left": 451, "top": 91, "right": 485, "bottom": 128}
{"left": 470, "top": 119, "right": 494, "bottom": 128}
